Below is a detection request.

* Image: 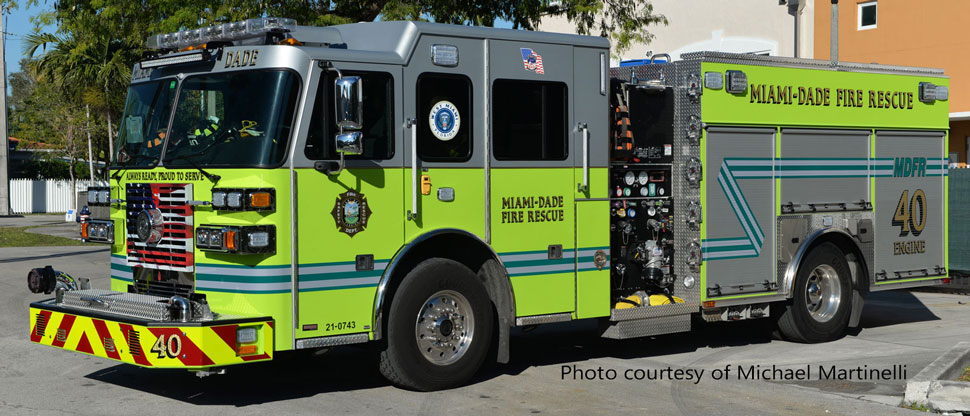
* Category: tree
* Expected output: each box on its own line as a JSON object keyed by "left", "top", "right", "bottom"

{"left": 21, "top": 0, "right": 665, "bottom": 177}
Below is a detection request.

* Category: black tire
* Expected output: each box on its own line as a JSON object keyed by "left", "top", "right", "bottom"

{"left": 777, "top": 243, "right": 852, "bottom": 343}
{"left": 379, "top": 258, "right": 494, "bottom": 391}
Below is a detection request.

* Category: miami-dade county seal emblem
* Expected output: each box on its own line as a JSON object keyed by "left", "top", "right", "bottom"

{"left": 428, "top": 100, "right": 460, "bottom": 141}
{"left": 331, "top": 190, "right": 372, "bottom": 237}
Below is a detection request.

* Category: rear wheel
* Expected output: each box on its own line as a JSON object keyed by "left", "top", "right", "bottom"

{"left": 777, "top": 243, "right": 852, "bottom": 343}
{"left": 379, "top": 258, "right": 493, "bottom": 391}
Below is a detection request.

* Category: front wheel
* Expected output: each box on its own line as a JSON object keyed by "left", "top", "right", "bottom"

{"left": 777, "top": 243, "right": 852, "bottom": 343}
{"left": 379, "top": 258, "right": 494, "bottom": 391}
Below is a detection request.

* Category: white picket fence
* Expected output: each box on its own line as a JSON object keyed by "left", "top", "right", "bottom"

{"left": 9, "top": 179, "right": 108, "bottom": 214}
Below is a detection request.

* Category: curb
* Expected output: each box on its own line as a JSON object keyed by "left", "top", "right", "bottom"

{"left": 905, "top": 341, "right": 970, "bottom": 413}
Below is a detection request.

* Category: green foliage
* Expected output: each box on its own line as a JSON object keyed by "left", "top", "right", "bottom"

{"left": 16, "top": 0, "right": 665, "bottom": 176}
{"left": 17, "top": 159, "right": 89, "bottom": 180}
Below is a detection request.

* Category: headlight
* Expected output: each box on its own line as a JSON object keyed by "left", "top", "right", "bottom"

{"left": 86, "top": 187, "right": 111, "bottom": 206}
{"left": 196, "top": 225, "right": 274, "bottom": 254}
{"left": 81, "top": 220, "right": 113, "bottom": 244}
{"left": 227, "top": 191, "right": 243, "bottom": 208}
{"left": 236, "top": 327, "right": 258, "bottom": 344}
{"left": 211, "top": 191, "right": 226, "bottom": 208}
{"left": 248, "top": 231, "right": 270, "bottom": 248}
{"left": 211, "top": 188, "right": 275, "bottom": 211}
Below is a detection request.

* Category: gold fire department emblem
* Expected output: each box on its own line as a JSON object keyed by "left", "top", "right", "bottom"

{"left": 331, "top": 190, "right": 372, "bottom": 237}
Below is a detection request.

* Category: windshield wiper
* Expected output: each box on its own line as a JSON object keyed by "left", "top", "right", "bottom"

{"left": 111, "top": 154, "right": 159, "bottom": 182}
{"left": 165, "top": 153, "right": 221, "bottom": 184}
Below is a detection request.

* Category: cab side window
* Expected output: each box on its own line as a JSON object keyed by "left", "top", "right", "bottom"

{"left": 417, "top": 73, "right": 472, "bottom": 162}
{"left": 492, "top": 80, "right": 568, "bottom": 160}
{"left": 305, "top": 71, "right": 394, "bottom": 160}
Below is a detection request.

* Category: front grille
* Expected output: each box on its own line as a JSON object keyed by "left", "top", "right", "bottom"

{"left": 126, "top": 183, "right": 195, "bottom": 272}
{"left": 34, "top": 313, "right": 47, "bottom": 338}
{"left": 133, "top": 279, "right": 193, "bottom": 298}
{"left": 128, "top": 329, "right": 142, "bottom": 356}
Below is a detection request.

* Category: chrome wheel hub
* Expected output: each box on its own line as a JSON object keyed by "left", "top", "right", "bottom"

{"left": 805, "top": 264, "right": 842, "bottom": 323}
{"left": 415, "top": 290, "right": 474, "bottom": 366}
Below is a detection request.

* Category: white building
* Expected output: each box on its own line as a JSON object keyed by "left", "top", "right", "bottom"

{"left": 540, "top": 0, "right": 815, "bottom": 64}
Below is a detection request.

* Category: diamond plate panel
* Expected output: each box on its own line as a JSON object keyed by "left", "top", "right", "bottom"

{"left": 600, "top": 314, "right": 691, "bottom": 339}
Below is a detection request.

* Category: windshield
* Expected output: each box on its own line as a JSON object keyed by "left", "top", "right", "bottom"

{"left": 163, "top": 70, "right": 299, "bottom": 167}
{"left": 115, "top": 80, "right": 177, "bottom": 167}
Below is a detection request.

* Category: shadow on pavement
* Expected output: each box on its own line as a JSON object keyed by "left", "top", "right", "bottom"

{"left": 857, "top": 289, "right": 941, "bottom": 329}
{"left": 83, "top": 290, "right": 939, "bottom": 404}
{"left": 0, "top": 247, "right": 108, "bottom": 264}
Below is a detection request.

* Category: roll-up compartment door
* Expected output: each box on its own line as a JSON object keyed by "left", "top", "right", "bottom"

{"left": 873, "top": 130, "right": 947, "bottom": 282}
{"left": 703, "top": 127, "right": 776, "bottom": 297}
{"left": 779, "top": 129, "right": 871, "bottom": 213}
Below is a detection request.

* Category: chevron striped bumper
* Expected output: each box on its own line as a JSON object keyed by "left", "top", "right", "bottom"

{"left": 29, "top": 301, "right": 274, "bottom": 369}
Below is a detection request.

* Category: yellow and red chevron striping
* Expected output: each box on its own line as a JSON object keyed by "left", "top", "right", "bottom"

{"left": 29, "top": 307, "right": 273, "bottom": 369}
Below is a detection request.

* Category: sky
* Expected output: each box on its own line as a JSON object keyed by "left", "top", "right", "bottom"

{"left": 4, "top": 1, "right": 54, "bottom": 76}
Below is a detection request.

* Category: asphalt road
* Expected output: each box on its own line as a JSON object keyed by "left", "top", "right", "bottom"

{"left": 2, "top": 239, "right": 966, "bottom": 415}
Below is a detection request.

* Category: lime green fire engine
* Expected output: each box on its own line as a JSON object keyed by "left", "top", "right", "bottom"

{"left": 27, "top": 18, "right": 950, "bottom": 391}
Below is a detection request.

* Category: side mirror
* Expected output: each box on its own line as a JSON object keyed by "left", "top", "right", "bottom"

{"left": 334, "top": 76, "right": 362, "bottom": 130}
{"left": 335, "top": 131, "right": 363, "bottom": 156}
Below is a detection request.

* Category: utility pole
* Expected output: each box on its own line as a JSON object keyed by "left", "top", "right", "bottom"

{"left": 0, "top": 3, "right": 11, "bottom": 216}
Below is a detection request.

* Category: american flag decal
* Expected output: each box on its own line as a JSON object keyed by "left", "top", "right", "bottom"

{"left": 520, "top": 48, "right": 544, "bottom": 74}
{"left": 125, "top": 183, "right": 194, "bottom": 272}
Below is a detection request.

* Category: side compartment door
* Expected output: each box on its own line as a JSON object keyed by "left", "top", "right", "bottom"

{"left": 295, "top": 62, "right": 404, "bottom": 340}
{"left": 487, "top": 40, "right": 577, "bottom": 318}
{"left": 703, "top": 127, "right": 777, "bottom": 297}
{"left": 872, "top": 130, "right": 947, "bottom": 286}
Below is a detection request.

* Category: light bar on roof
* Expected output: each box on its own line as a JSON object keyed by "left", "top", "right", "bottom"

{"left": 140, "top": 49, "right": 209, "bottom": 69}
{"left": 147, "top": 17, "right": 297, "bottom": 50}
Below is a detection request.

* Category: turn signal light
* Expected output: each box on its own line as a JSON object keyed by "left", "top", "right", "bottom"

{"left": 237, "top": 344, "right": 258, "bottom": 355}
{"left": 224, "top": 230, "right": 237, "bottom": 251}
{"left": 249, "top": 191, "right": 272, "bottom": 208}
{"left": 81, "top": 223, "right": 89, "bottom": 239}
{"left": 703, "top": 301, "right": 716, "bottom": 308}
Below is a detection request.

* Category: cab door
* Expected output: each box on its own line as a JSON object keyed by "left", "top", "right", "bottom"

{"left": 294, "top": 62, "right": 403, "bottom": 341}
{"left": 403, "top": 37, "right": 486, "bottom": 242}
{"left": 486, "top": 40, "right": 577, "bottom": 318}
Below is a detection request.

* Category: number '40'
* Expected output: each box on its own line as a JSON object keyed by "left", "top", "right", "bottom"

{"left": 892, "top": 189, "right": 927, "bottom": 237}
{"left": 150, "top": 334, "right": 183, "bottom": 359}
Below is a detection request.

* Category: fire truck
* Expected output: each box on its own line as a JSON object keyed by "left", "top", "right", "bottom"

{"left": 27, "top": 18, "right": 950, "bottom": 391}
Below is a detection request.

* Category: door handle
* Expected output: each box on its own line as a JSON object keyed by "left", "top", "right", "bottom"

{"left": 578, "top": 122, "right": 589, "bottom": 193}
{"left": 407, "top": 118, "right": 418, "bottom": 221}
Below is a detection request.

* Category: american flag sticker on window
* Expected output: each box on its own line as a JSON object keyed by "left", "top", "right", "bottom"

{"left": 520, "top": 48, "right": 544, "bottom": 74}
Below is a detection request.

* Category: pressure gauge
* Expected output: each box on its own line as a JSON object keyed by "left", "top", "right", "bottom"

{"left": 615, "top": 187, "right": 623, "bottom": 197}
{"left": 623, "top": 187, "right": 632, "bottom": 197}
{"left": 624, "top": 171, "right": 636, "bottom": 186}
{"left": 647, "top": 206, "right": 657, "bottom": 217}
{"left": 659, "top": 187, "right": 665, "bottom": 196}
{"left": 638, "top": 171, "right": 649, "bottom": 185}
{"left": 639, "top": 187, "right": 649, "bottom": 197}
{"left": 627, "top": 208, "right": 636, "bottom": 218}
